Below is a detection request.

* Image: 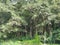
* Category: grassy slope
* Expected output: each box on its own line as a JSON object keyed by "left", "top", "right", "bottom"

{"left": 0, "top": 39, "right": 60, "bottom": 45}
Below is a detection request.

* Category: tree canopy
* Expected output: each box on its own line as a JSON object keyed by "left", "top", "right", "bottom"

{"left": 0, "top": 0, "right": 60, "bottom": 43}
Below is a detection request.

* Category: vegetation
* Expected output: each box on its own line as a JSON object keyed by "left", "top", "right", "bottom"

{"left": 0, "top": 0, "right": 60, "bottom": 45}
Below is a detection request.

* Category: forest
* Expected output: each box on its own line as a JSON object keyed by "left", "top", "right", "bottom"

{"left": 0, "top": 0, "right": 60, "bottom": 45}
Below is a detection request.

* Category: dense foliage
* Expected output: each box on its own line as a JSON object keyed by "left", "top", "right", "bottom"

{"left": 0, "top": 0, "right": 60, "bottom": 43}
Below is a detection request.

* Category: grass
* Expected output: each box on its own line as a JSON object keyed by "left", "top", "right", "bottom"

{"left": 0, "top": 35, "right": 60, "bottom": 45}
{"left": 0, "top": 39, "right": 60, "bottom": 45}
{"left": 0, "top": 39, "right": 41, "bottom": 45}
{"left": 0, "top": 40, "right": 21, "bottom": 45}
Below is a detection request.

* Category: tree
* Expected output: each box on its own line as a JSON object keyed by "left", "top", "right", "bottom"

{"left": 0, "top": 0, "right": 60, "bottom": 44}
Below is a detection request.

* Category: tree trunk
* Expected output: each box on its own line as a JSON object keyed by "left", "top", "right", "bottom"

{"left": 30, "top": 26, "right": 32, "bottom": 38}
